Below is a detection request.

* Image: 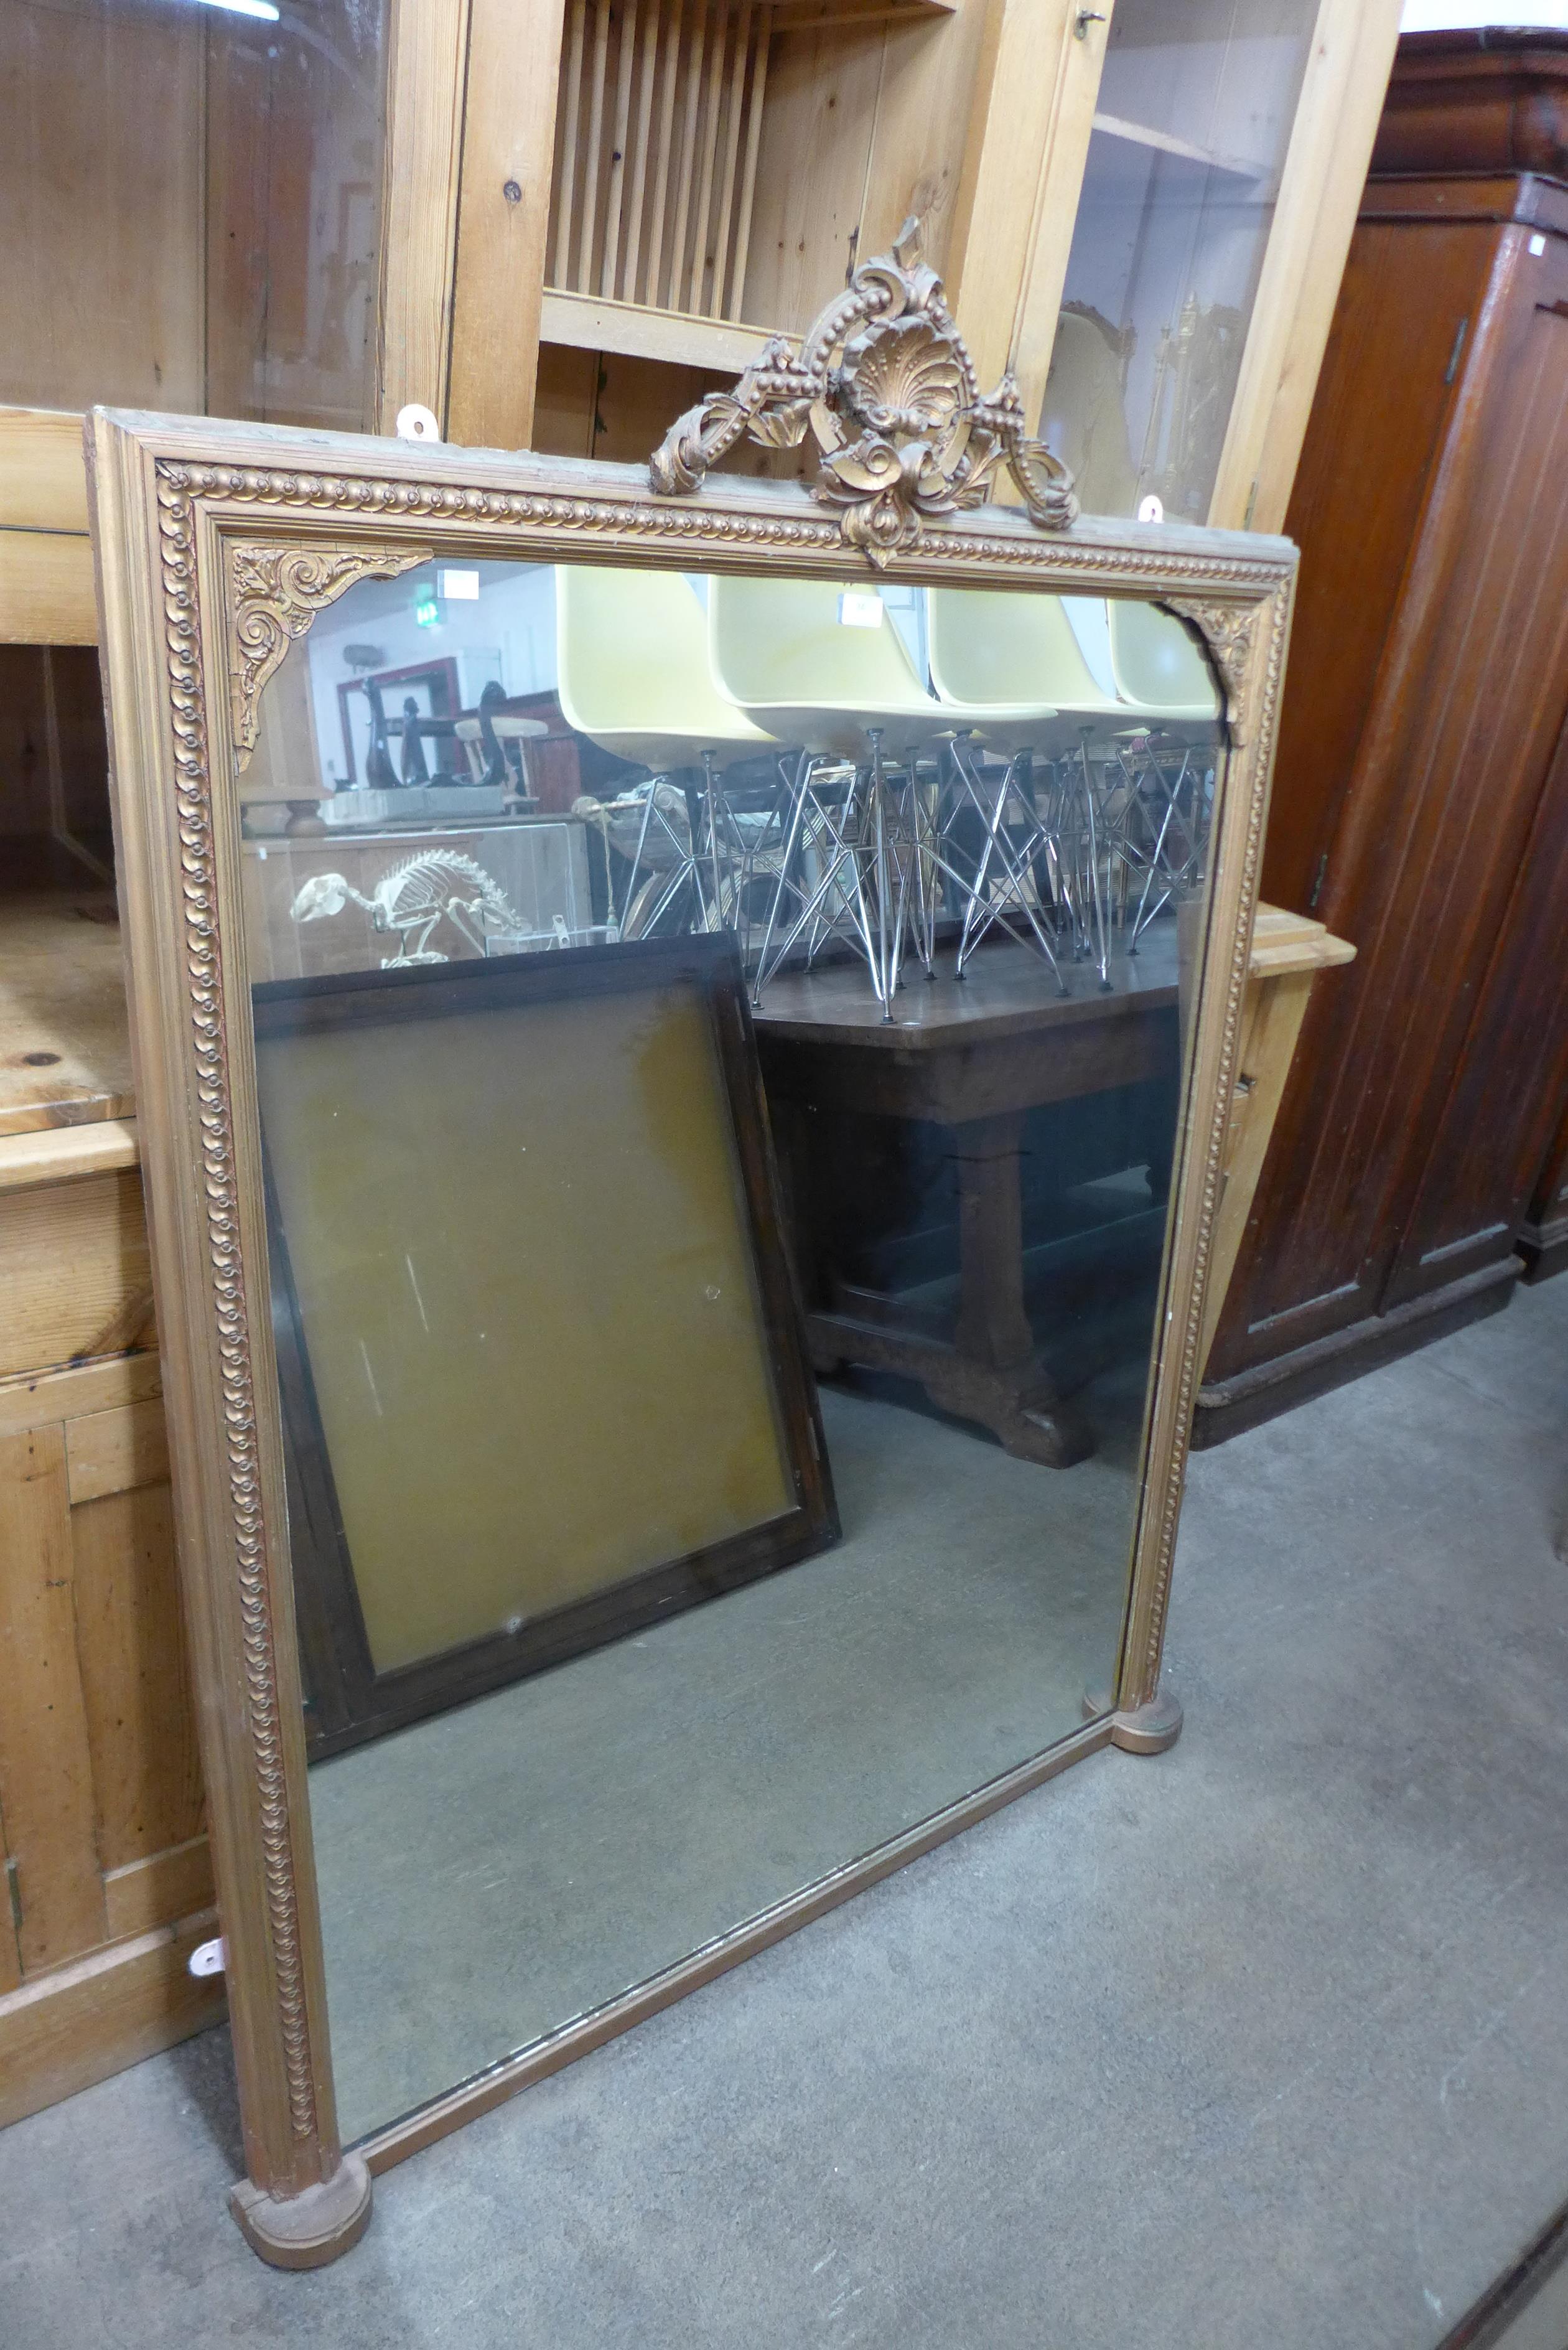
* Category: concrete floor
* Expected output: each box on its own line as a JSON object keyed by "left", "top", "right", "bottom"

{"left": 4, "top": 1274, "right": 1567, "bottom": 2349}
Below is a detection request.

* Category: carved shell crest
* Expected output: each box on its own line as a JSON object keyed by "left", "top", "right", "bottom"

{"left": 839, "top": 316, "right": 966, "bottom": 438}
{"left": 648, "top": 221, "right": 1079, "bottom": 553}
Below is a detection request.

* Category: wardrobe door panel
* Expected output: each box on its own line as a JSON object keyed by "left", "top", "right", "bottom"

{"left": 1521, "top": 1097, "right": 1568, "bottom": 1281}
{"left": 1211, "top": 227, "right": 1568, "bottom": 1371}
{"left": 1203, "top": 221, "right": 1495, "bottom": 1380}
{"left": 1382, "top": 703, "right": 1568, "bottom": 1304}
{"left": 1258, "top": 218, "right": 1495, "bottom": 915}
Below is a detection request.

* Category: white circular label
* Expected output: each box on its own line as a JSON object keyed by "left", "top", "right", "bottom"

{"left": 395, "top": 403, "right": 441, "bottom": 444}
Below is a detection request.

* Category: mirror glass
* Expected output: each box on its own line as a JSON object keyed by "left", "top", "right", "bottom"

{"left": 240, "top": 556, "right": 1225, "bottom": 2142}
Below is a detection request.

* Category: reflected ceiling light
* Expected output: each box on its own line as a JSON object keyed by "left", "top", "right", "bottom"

{"left": 195, "top": 0, "right": 282, "bottom": 19}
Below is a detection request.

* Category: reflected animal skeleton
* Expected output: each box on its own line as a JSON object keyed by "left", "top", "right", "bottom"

{"left": 289, "top": 850, "right": 521, "bottom": 965}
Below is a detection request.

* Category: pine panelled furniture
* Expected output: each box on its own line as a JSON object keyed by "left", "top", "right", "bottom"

{"left": 527, "top": 0, "right": 1406, "bottom": 533}
{"left": 1194, "top": 28, "right": 1568, "bottom": 1446}
{"left": 0, "top": 409, "right": 94, "bottom": 644}
{"left": 0, "top": 898, "right": 224, "bottom": 2130}
{"left": 1, "top": 0, "right": 1406, "bottom": 629}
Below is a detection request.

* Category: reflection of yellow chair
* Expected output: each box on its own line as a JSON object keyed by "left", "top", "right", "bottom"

{"left": 707, "top": 576, "right": 961, "bottom": 1005}
{"left": 556, "top": 566, "right": 777, "bottom": 944}
{"left": 707, "top": 576, "right": 951, "bottom": 759}
{"left": 556, "top": 565, "right": 775, "bottom": 772}
{"left": 927, "top": 588, "right": 1123, "bottom": 752}
{"left": 1106, "top": 600, "right": 1222, "bottom": 725}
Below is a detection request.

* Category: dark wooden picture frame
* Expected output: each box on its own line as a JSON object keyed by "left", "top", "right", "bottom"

{"left": 253, "top": 933, "right": 838, "bottom": 1761}
{"left": 335, "top": 653, "right": 462, "bottom": 785}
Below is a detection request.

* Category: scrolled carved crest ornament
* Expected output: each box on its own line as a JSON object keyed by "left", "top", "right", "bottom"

{"left": 650, "top": 222, "right": 1078, "bottom": 558}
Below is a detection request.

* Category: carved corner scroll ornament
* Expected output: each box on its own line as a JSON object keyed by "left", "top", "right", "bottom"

{"left": 1161, "top": 597, "right": 1258, "bottom": 745}
{"left": 650, "top": 221, "right": 1079, "bottom": 559}
{"left": 228, "top": 543, "right": 431, "bottom": 768}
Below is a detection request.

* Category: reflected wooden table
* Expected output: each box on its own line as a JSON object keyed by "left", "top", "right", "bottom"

{"left": 752, "top": 934, "right": 1180, "bottom": 1468}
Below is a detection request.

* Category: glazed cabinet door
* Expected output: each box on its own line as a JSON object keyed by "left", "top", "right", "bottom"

{"left": 1042, "top": 0, "right": 1324, "bottom": 520}
{"left": 0, "top": 0, "right": 396, "bottom": 640}
{"left": 0, "top": 0, "right": 391, "bottom": 432}
{"left": 1035, "top": 0, "right": 1402, "bottom": 528}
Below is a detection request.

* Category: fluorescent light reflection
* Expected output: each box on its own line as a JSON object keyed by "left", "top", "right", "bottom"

{"left": 195, "top": 0, "right": 281, "bottom": 19}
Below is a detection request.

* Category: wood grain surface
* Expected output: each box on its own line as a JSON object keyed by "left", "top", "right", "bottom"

{"left": 1202, "top": 149, "right": 1568, "bottom": 1430}
{"left": 0, "top": 899, "right": 134, "bottom": 1135}
{"left": 0, "top": 1426, "right": 109, "bottom": 1972}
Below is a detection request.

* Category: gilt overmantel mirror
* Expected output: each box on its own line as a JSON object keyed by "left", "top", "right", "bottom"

{"left": 89, "top": 341, "right": 1295, "bottom": 2264}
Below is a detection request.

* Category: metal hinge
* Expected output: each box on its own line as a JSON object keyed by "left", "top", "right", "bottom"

{"left": 1308, "top": 851, "right": 1328, "bottom": 911}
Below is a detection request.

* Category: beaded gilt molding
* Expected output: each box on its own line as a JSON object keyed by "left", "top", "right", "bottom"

{"left": 94, "top": 418, "right": 1295, "bottom": 2221}
{"left": 1122, "top": 577, "right": 1292, "bottom": 1697}
{"left": 156, "top": 474, "right": 325, "bottom": 2148}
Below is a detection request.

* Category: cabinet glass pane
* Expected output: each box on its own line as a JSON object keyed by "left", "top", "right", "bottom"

{"left": 1045, "top": 0, "right": 1318, "bottom": 520}
{"left": 0, "top": 0, "right": 387, "bottom": 428}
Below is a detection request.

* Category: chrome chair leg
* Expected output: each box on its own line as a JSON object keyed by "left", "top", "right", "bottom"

{"left": 945, "top": 737, "right": 1068, "bottom": 994}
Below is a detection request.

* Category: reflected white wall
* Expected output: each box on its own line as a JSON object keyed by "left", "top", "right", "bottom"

{"left": 304, "top": 563, "right": 558, "bottom": 787}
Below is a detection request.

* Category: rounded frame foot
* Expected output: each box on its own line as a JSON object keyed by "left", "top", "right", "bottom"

{"left": 1083, "top": 1685, "right": 1183, "bottom": 1754}
{"left": 229, "top": 2153, "right": 373, "bottom": 2270}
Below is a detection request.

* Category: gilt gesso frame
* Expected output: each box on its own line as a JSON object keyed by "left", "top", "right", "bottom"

{"left": 88, "top": 406, "right": 1295, "bottom": 2268}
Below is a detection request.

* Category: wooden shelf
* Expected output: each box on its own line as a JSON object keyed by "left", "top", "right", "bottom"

{"left": 0, "top": 408, "right": 89, "bottom": 536}
{"left": 0, "top": 406, "right": 96, "bottom": 644}
{"left": 1091, "top": 111, "right": 1271, "bottom": 182}
{"left": 0, "top": 896, "right": 133, "bottom": 1137}
{"left": 768, "top": 0, "right": 955, "bottom": 26}
{"left": 539, "top": 288, "right": 779, "bottom": 370}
